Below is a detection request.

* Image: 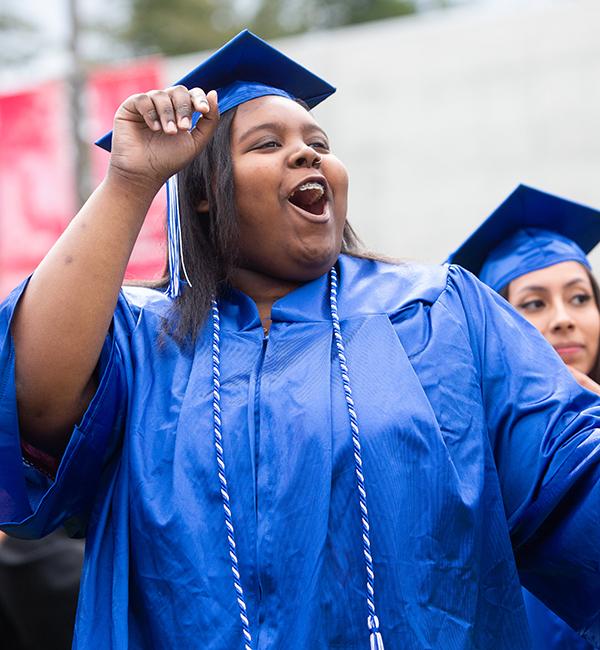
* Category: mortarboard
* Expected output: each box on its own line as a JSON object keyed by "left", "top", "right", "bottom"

{"left": 446, "top": 184, "right": 600, "bottom": 292}
{"left": 95, "top": 29, "right": 336, "bottom": 297}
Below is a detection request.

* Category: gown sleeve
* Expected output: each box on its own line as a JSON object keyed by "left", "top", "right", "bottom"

{"left": 439, "top": 264, "right": 600, "bottom": 647}
{"left": 0, "top": 279, "right": 138, "bottom": 540}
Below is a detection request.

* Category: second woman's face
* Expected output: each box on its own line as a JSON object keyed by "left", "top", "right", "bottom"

{"left": 229, "top": 95, "right": 349, "bottom": 283}
{"left": 507, "top": 261, "right": 600, "bottom": 375}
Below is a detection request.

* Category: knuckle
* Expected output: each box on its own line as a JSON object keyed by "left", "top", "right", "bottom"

{"left": 132, "top": 93, "right": 153, "bottom": 108}
{"left": 175, "top": 102, "right": 192, "bottom": 114}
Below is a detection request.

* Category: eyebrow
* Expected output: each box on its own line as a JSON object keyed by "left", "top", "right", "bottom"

{"left": 236, "top": 121, "right": 329, "bottom": 144}
{"left": 514, "top": 277, "right": 588, "bottom": 296}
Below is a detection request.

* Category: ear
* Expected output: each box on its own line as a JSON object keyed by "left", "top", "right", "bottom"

{"left": 196, "top": 198, "right": 209, "bottom": 213}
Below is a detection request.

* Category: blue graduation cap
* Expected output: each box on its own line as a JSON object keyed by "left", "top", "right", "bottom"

{"left": 95, "top": 29, "right": 335, "bottom": 152}
{"left": 94, "top": 29, "right": 336, "bottom": 297}
{"left": 446, "top": 184, "right": 600, "bottom": 292}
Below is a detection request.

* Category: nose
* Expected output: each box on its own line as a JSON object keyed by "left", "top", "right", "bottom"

{"left": 288, "top": 144, "right": 322, "bottom": 169}
{"left": 550, "top": 301, "right": 575, "bottom": 333}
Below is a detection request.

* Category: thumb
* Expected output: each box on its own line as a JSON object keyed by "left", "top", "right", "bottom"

{"left": 190, "top": 90, "right": 220, "bottom": 151}
{"left": 567, "top": 364, "right": 586, "bottom": 381}
{"left": 566, "top": 364, "right": 600, "bottom": 395}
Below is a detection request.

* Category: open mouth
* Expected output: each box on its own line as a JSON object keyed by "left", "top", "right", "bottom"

{"left": 288, "top": 181, "right": 328, "bottom": 216}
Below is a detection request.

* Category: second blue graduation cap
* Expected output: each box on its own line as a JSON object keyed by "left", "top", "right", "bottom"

{"left": 446, "top": 184, "right": 600, "bottom": 292}
{"left": 95, "top": 29, "right": 336, "bottom": 297}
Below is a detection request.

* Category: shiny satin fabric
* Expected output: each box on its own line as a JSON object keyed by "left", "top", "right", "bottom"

{"left": 1, "top": 255, "right": 600, "bottom": 649}
{"left": 446, "top": 183, "right": 600, "bottom": 289}
{"left": 522, "top": 589, "right": 594, "bottom": 650}
{"left": 479, "top": 228, "right": 591, "bottom": 293}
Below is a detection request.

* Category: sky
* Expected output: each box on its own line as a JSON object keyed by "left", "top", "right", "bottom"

{"left": 1, "top": 0, "right": 503, "bottom": 91}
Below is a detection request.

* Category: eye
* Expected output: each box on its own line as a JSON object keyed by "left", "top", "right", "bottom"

{"left": 571, "top": 292, "right": 592, "bottom": 306}
{"left": 309, "top": 140, "right": 330, "bottom": 151}
{"left": 254, "top": 140, "right": 281, "bottom": 150}
{"left": 518, "top": 299, "right": 545, "bottom": 312}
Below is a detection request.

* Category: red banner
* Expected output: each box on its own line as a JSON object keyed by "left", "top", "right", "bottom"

{"left": 0, "top": 80, "right": 76, "bottom": 297}
{"left": 88, "top": 58, "right": 166, "bottom": 281}
{"left": 0, "top": 58, "right": 166, "bottom": 299}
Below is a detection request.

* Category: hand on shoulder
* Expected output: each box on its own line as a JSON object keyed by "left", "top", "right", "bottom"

{"left": 567, "top": 365, "right": 600, "bottom": 396}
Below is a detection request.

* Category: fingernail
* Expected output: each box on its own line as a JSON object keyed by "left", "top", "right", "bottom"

{"left": 180, "top": 116, "right": 191, "bottom": 129}
{"left": 167, "top": 121, "right": 177, "bottom": 133}
{"left": 152, "top": 121, "right": 161, "bottom": 130}
{"left": 200, "top": 100, "right": 209, "bottom": 110}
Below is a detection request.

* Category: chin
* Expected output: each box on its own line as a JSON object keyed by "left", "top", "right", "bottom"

{"left": 290, "top": 242, "right": 340, "bottom": 280}
{"left": 242, "top": 237, "right": 343, "bottom": 284}
{"left": 578, "top": 362, "right": 595, "bottom": 376}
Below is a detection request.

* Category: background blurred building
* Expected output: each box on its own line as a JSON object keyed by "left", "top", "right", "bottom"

{"left": 1, "top": 0, "right": 599, "bottom": 295}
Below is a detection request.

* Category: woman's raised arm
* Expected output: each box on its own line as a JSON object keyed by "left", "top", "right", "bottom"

{"left": 11, "top": 86, "right": 219, "bottom": 452}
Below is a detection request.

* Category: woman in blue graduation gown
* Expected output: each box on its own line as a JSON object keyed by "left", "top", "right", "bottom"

{"left": 447, "top": 183, "right": 600, "bottom": 649}
{"left": 2, "top": 33, "right": 600, "bottom": 649}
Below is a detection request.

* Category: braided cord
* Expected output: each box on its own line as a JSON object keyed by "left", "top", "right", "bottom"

{"left": 211, "top": 300, "right": 254, "bottom": 650}
{"left": 210, "top": 269, "right": 384, "bottom": 649}
{"left": 329, "top": 268, "right": 385, "bottom": 650}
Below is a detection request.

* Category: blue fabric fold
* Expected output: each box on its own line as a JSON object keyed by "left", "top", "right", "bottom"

{"left": 522, "top": 588, "right": 594, "bottom": 650}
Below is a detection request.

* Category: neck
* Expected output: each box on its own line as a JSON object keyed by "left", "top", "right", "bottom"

{"left": 232, "top": 267, "right": 303, "bottom": 333}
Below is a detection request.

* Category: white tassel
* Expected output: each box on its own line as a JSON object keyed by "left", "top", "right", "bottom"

{"left": 165, "top": 174, "right": 193, "bottom": 299}
{"left": 369, "top": 616, "right": 385, "bottom": 650}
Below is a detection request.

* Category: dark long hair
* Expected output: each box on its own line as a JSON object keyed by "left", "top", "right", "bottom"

{"left": 142, "top": 105, "right": 366, "bottom": 344}
{"left": 499, "top": 268, "right": 600, "bottom": 384}
{"left": 587, "top": 272, "right": 600, "bottom": 384}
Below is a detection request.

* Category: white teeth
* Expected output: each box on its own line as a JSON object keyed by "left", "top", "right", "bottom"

{"left": 293, "top": 182, "right": 324, "bottom": 197}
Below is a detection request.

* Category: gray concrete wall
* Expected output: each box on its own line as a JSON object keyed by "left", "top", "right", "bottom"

{"left": 170, "top": 0, "right": 600, "bottom": 269}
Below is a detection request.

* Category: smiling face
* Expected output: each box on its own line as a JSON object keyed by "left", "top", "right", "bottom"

{"left": 229, "top": 95, "right": 349, "bottom": 283}
{"left": 507, "top": 260, "right": 600, "bottom": 374}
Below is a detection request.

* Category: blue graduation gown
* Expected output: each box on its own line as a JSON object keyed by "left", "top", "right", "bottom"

{"left": 1, "top": 255, "right": 600, "bottom": 649}
{"left": 523, "top": 588, "right": 595, "bottom": 649}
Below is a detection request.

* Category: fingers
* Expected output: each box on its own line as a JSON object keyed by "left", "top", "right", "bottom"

{"left": 190, "top": 90, "right": 220, "bottom": 144}
{"left": 567, "top": 364, "right": 587, "bottom": 383}
{"left": 131, "top": 86, "right": 218, "bottom": 135}
{"left": 189, "top": 87, "right": 211, "bottom": 116}
{"left": 169, "top": 85, "right": 194, "bottom": 130}
{"left": 131, "top": 93, "right": 163, "bottom": 132}
{"left": 206, "top": 90, "right": 219, "bottom": 121}
{"left": 567, "top": 364, "right": 600, "bottom": 395}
